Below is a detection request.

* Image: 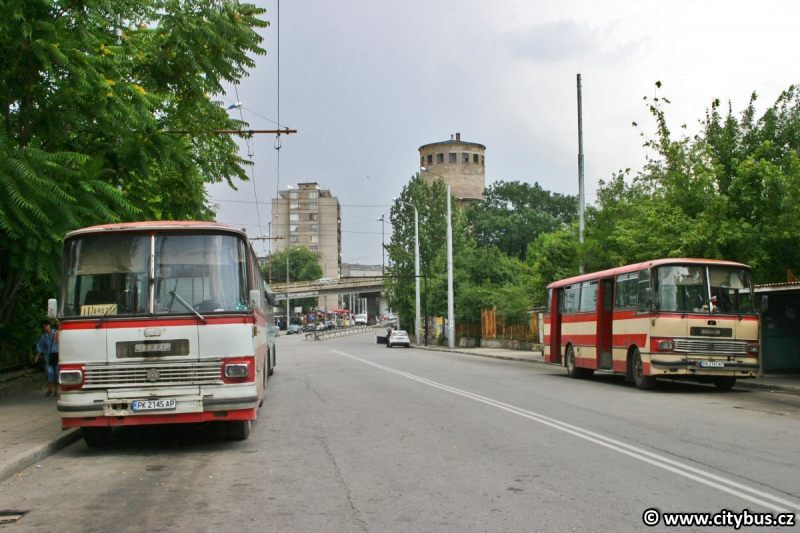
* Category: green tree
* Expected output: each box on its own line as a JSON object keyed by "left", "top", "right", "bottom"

{"left": 466, "top": 180, "right": 577, "bottom": 259}
{"left": 0, "top": 0, "right": 268, "bottom": 353}
{"left": 264, "top": 247, "right": 323, "bottom": 312}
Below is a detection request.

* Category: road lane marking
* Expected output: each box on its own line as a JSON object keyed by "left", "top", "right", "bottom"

{"left": 332, "top": 350, "right": 800, "bottom": 514}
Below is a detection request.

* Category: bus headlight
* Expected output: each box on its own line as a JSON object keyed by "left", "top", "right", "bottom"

{"left": 746, "top": 344, "right": 759, "bottom": 354}
{"left": 59, "top": 370, "right": 83, "bottom": 386}
{"left": 658, "top": 340, "right": 674, "bottom": 351}
{"left": 224, "top": 364, "right": 249, "bottom": 379}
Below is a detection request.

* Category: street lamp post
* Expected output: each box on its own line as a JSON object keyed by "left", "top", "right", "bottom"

{"left": 392, "top": 197, "right": 421, "bottom": 346}
{"left": 267, "top": 215, "right": 278, "bottom": 284}
{"left": 377, "top": 215, "right": 385, "bottom": 276}
{"left": 421, "top": 167, "right": 455, "bottom": 348}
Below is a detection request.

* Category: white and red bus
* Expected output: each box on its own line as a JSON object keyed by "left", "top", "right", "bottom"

{"left": 49, "top": 222, "right": 277, "bottom": 446}
{"left": 544, "top": 259, "right": 760, "bottom": 390}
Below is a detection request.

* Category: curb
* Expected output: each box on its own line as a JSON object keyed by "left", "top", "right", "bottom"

{"left": 0, "top": 428, "right": 82, "bottom": 483}
{"left": 415, "top": 346, "right": 800, "bottom": 395}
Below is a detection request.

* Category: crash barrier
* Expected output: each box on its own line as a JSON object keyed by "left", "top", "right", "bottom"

{"left": 304, "top": 324, "right": 382, "bottom": 341}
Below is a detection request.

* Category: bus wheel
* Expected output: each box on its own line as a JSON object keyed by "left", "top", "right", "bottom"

{"left": 632, "top": 348, "right": 657, "bottom": 390}
{"left": 82, "top": 427, "right": 112, "bottom": 448}
{"left": 228, "top": 420, "right": 251, "bottom": 441}
{"left": 713, "top": 377, "right": 737, "bottom": 391}
{"left": 566, "top": 346, "right": 582, "bottom": 379}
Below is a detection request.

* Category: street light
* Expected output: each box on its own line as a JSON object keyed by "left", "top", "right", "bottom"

{"left": 421, "top": 167, "right": 455, "bottom": 349}
{"left": 392, "top": 197, "right": 421, "bottom": 346}
{"left": 268, "top": 215, "right": 278, "bottom": 284}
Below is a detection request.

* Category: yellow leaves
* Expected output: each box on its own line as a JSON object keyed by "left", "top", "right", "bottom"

{"left": 105, "top": 79, "right": 116, "bottom": 87}
{"left": 136, "top": 51, "right": 144, "bottom": 60}
{"left": 134, "top": 85, "right": 146, "bottom": 96}
{"left": 139, "top": 23, "right": 147, "bottom": 30}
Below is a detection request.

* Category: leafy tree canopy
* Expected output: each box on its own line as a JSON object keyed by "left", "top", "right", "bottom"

{"left": 265, "top": 247, "right": 324, "bottom": 284}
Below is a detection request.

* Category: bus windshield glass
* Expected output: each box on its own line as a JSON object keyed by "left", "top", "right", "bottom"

{"left": 652, "top": 264, "right": 754, "bottom": 315}
{"left": 153, "top": 234, "right": 249, "bottom": 315}
{"left": 62, "top": 232, "right": 250, "bottom": 317}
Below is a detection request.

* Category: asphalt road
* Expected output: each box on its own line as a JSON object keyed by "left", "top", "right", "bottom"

{"left": 2, "top": 332, "right": 799, "bottom": 532}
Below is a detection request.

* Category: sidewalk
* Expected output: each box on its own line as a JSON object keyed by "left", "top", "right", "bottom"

{"left": 0, "top": 380, "right": 81, "bottom": 483}
{"left": 416, "top": 344, "right": 800, "bottom": 395}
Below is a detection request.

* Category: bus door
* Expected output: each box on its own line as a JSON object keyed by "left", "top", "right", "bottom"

{"left": 597, "top": 278, "right": 614, "bottom": 369}
{"left": 549, "top": 288, "right": 562, "bottom": 364}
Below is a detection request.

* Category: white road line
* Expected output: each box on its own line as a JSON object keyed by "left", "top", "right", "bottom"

{"left": 332, "top": 350, "right": 799, "bottom": 514}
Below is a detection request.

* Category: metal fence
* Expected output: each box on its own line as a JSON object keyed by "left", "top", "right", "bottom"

{"left": 0, "top": 344, "right": 31, "bottom": 374}
{"left": 304, "top": 324, "right": 382, "bottom": 341}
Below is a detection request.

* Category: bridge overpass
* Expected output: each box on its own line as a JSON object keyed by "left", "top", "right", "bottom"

{"left": 270, "top": 278, "right": 385, "bottom": 301}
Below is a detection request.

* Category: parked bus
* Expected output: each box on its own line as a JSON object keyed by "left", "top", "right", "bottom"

{"left": 544, "top": 259, "right": 760, "bottom": 390}
{"left": 49, "top": 222, "right": 277, "bottom": 446}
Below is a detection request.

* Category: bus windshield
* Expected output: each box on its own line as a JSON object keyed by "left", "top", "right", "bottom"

{"left": 62, "top": 232, "right": 250, "bottom": 317}
{"left": 652, "top": 264, "right": 755, "bottom": 315}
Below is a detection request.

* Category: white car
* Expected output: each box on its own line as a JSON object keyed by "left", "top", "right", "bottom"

{"left": 387, "top": 330, "right": 410, "bottom": 348}
{"left": 354, "top": 314, "right": 367, "bottom": 325}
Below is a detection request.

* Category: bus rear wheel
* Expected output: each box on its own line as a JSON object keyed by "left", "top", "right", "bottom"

{"left": 227, "top": 420, "right": 251, "bottom": 441}
{"left": 713, "top": 377, "right": 737, "bottom": 391}
{"left": 632, "top": 348, "right": 657, "bottom": 390}
{"left": 566, "top": 346, "right": 583, "bottom": 379}
{"left": 82, "top": 427, "right": 112, "bottom": 448}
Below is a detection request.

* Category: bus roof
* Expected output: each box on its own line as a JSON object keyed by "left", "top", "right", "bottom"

{"left": 546, "top": 258, "right": 751, "bottom": 289}
{"left": 65, "top": 221, "right": 247, "bottom": 239}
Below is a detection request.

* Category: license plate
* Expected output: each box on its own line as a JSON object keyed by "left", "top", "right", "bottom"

{"left": 699, "top": 361, "right": 725, "bottom": 368}
{"left": 135, "top": 343, "right": 171, "bottom": 353}
{"left": 132, "top": 398, "right": 176, "bottom": 411}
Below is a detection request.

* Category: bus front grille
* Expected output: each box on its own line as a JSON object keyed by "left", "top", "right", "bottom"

{"left": 84, "top": 362, "right": 223, "bottom": 388}
{"left": 673, "top": 339, "right": 748, "bottom": 356}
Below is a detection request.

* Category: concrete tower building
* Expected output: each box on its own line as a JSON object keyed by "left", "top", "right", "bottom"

{"left": 418, "top": 133, "right": 486, "bottom": 202}
{"left": 272, "top": 182, "right": 341, "bottom": 280}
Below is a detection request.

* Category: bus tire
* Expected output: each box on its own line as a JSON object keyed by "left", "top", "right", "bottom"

{"left": 632, "top": 347, "right": 657, "bottom": 390}
{"left": 713, "top": 377, "right": 736, "bottom": 391}
{"left": 82, "top": 427, "right": 112, "bottom": 448}
{"left": 228, "top": 420, "right": 251, "bottom": 441}
{"left": 566, "top": 345, "right": 582, "bottom": 379}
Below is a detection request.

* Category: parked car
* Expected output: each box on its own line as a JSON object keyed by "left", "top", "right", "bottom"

{"left": 314, "top": 322, "right": 326, "bottom": 331}
{"left": 387, "top": 330, "right": 410, "bottom": 348}
{"left": 286, "top": 324, "right": 301, "bottom": 335}
{"left": 302, "top": 323, "right": 315, "bottom": 332}
{"left": 354, "top": 314, "right": 367, "bottom": 325}
{"left": 324, "top": 320, "right": 335, "bottom": 330}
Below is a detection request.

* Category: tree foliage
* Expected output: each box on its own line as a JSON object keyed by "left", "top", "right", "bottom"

{"left": 0, "top": 0, "right": 268, "bottom": 351}
{"left": 264, "top": 247, "right": 324, "bottom": 313}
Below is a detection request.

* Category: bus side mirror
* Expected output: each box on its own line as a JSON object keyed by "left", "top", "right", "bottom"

{"left": 47, "top": 299, "right": 58, "bottom": 319}
{"left": 760, "top": 295, "right": 768, "bottom": 314}
{"left": 645, "top": 288, "right": 654, "bottom": 308}
{"left": 249, "top": 289, "right": 262, "bottom": 310}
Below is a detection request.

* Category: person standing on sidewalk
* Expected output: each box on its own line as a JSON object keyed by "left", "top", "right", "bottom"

{"left": 34, "top": 321, "right": 59, "bottom": 397}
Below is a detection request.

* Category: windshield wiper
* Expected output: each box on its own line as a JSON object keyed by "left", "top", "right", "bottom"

{"left": 96, "top": 290, "right": 130, "bottom": 328}
{"left": 169, "top": 291, "right": 206, "bottom": 323}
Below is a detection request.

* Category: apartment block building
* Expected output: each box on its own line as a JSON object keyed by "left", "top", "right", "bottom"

{"left": 271, "top": 182, "right": 341, "bottom": 280}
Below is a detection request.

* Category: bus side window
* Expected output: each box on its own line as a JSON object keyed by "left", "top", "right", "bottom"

{"left": 615, "top": 273, "right": 638, "bottom": 309}
{"left": 636, "top": 269, "right": 651, "bottom": 313}
{"left": 563, "top": 284, "right": 580, "bottom": 314}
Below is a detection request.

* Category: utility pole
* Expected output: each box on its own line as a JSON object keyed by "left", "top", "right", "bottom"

{"left": 286, "top": 254, "right": 290, "bottom": 325}
{"left": 577, "top": 73, "right": 585, "bottom": 275}
{"left": 446, "top": 184, "right": 455, "bottom": 349}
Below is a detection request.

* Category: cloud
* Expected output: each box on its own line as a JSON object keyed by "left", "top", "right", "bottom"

{"left": 511, "top": 19, "right": 644, "bottom": 63}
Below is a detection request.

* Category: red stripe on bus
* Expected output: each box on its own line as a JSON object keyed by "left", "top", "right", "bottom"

{"left": 60, "top": 316, "right": 253, "bottom": 330}
{"left": 61, "top": 408, "right": 258, "bottom": 428}
{"left": 561, "top": 334, "right": 597, "bottom": 346}
{"left": 576, "top": 357, "right": 597, "bottom": 369}
{"left": 612, "top": 333, "right": 647, "bottom": 348}
{"left": 560, "top": 314, "right": 597, "bottom": 324}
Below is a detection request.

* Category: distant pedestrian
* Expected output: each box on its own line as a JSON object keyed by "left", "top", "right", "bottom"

{"left": 34, "top": 321, "right": 59, "bottom": 397}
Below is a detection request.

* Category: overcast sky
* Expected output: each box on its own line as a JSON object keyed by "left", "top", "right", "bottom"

{"left": 207, "top": 0, "right": 800, "bottom": 265}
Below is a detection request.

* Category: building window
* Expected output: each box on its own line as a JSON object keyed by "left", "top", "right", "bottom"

{"left": 308, "top": 191, "right": 318, "bottom": 199}
{"left": 481, "top": 155, "right": 485, "bottom": 165}
{"left": 290, "top": 202, "right": 299, "bottom": 210}
{"left": 309, "top": 235, "right": 318, "bottom": 243}
{"left": 290, "top": 235, "right": 298, "bottom": 243}
{"left": 427, "top": 154, "right": 433, "bottom": 165}
{"left": 290, "top": 214, "right": 299, "bottom": 221}
{"left": 289, "top": 191, "right": 298, "bottom": 199}
{"left": 462, "top": 153, "right": 470, "bottom": 163}
{"left": 449, "top": 153, "right": 457, "bottom": 163}
{"left": 473, "top": 154, "right": 479, "bottom": 163}
{"left": 309, "top": 246, "right": 318, "bottom": 253}
{"left": 290, "top": 225, "right": 299, "bottom": 232}
{"left": 309, "top": 213, "right": 318, "bottom": 221}
{"left": 310, "top": 224, "right": 318, "bottom": 231}
{"left": 437, "top": 153, "right": 444, "bottom": 164}
{"left": 308, "top": 202, "right": 318, "bottom": 210}
{"left": 420, "top": 156, "right": 424, "bottom": 167}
